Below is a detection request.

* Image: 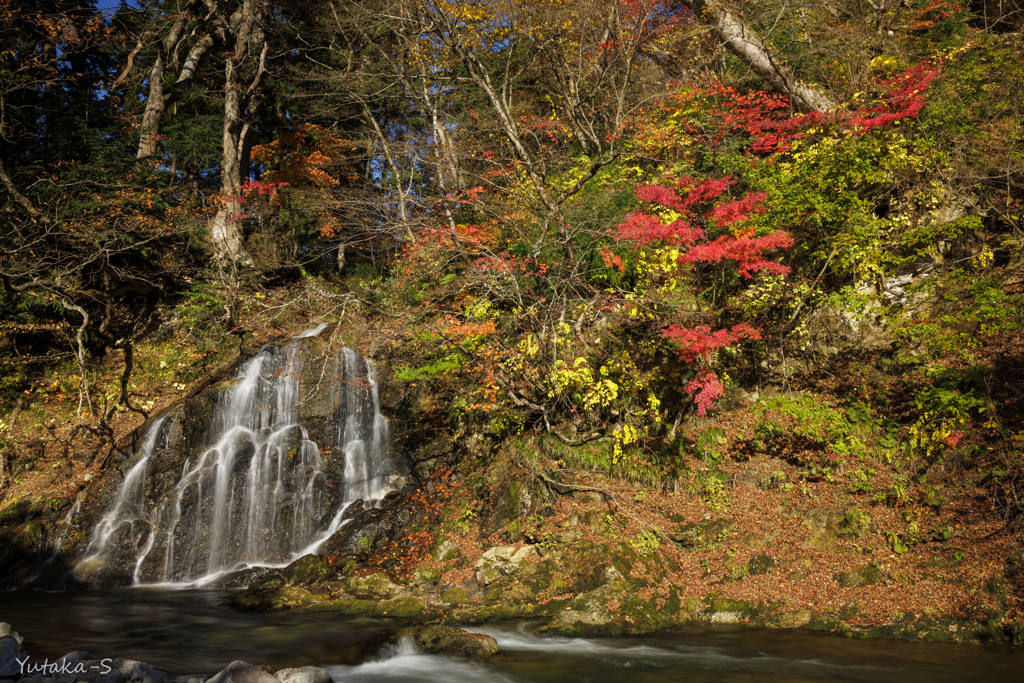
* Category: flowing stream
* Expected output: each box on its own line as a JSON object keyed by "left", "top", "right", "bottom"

{"left": 2, "top": 590, "right": 1022, "bottom": 683}
{"left": 76, "top": 337, "right": 393, "bottom": 586}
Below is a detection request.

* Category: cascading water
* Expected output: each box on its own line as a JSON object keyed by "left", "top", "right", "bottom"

{"left": 76, "top": 337, "right": 393, "bottom": 586}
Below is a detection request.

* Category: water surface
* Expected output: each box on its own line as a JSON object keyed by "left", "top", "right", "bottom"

{"left": 2, "top": 589, "right": 1021, "bottom": 681}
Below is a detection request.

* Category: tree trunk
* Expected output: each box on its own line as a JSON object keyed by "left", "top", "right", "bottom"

{"left": 136, "top": 3, "right": 202, "bottom": 159}
{"left": 136, "top": 52, "right": 167, "bottom": 158}
{"left": 681, "top": 0, "right": 836, "bottom": 113}
{"left": 209, "top": 0, "right": 267, "bottom": 265}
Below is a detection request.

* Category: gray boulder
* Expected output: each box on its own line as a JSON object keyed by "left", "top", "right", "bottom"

{"left": 0, "top": 634, "right": 28, "bottom": 679}
{"left": 205, "top": 662, "right": 279, "bottom": 683}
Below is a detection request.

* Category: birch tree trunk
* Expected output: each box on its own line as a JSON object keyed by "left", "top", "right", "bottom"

{"left": 681, "top": 0, "right": 836, "bottom": 113}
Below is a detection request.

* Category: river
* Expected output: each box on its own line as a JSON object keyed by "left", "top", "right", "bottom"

{"left": 2, "top": 589, "right": 1021, "bottom": 682}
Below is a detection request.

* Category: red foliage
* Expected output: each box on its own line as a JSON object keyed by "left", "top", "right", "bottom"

{"left": 907, "top": 0, "right": 963, "bottom": 31}
{"left": 662, "top": 323, "right": 761, "bottom": 364}
{"left": 616, "top": 211, "right": 703, "bottom": 246}
{"left": 239, "top": 179, "right": 289, "bottom": 199}
{"left": 661, "top": 324, "right": 761, "bottom": 416}
{"left": 850, "top": 63, "right": 942, "bottom": 132}
{"left": 617, "top": 176, "right": 790, "bottom": 278}
{"left": 704, "top": 191, "right": 767, "bottom": 228}
{"left": 684, "top": 369, "right": 725, "bottom": 418}
{"left": 680, "top": 227, "right": 793, "bottom": 278}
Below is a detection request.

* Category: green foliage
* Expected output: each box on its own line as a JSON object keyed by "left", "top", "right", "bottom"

{"left": 676, "top": 427, "right": 728, "bottom": 466}
{"left": 628, "top": 529, "right": 662, "bottom": 557}
{"left": 906, "top": 369, "right": 989, "bottom": 463}
{"left": 753, "top": 395, "right": 875, "bottom": 471}
{"left": 180, "top": 281, "right": 232, "bottom": 347}
{"left": 840, "top": 508, "right": 873, "bottom": 538}
{"left": 394, "top": 354, "right": 466, "bottom": 382}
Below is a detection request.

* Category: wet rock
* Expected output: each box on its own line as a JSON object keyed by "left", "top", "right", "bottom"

{"left": 205, "top": 662, "right": 278, "bottom": 683}
{"left": 408, "top": 437, "right": 453, "bottom": 463}
{"left": 474, "top": 546, "right": 538, "bottom": 586}
{"left": 0, "top": 633, "right": 28, "bottom": 679}
{"left": 56, "top": 651, "right": 94, "bottom": 664}
{"left": 393, "top": 626, "right": 498, "bottom": 659}
{"left": 273, "top": 667, "right": 333, "bottom": 683}
{"left": 319, "top": 508, "right": 386, "bottom": 557}
{"left": 104, "top": 659, "right": 164, "bottom": 681}
{"left": 307, "top": 598, "right": 375, "bottom": 615}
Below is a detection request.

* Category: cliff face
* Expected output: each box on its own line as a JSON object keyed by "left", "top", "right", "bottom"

{"left": 0, "top": 334, "right": 406, "bottom": 590}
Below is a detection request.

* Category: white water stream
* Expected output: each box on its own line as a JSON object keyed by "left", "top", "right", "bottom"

{"left": 77, "top": 336, "right": 392, "bottom": 585}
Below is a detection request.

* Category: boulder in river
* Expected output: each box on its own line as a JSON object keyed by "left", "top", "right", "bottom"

{"left": 0, "top": 623, "right": 28, "bottom": 679}
{"left": 393, "top": 625, "right": 499, "bottom": 659}
{"left": 205, "top": 662, "right": 278, "bottom": 683}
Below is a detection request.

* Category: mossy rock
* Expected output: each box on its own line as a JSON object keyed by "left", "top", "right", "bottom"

{"left": 394, "top": 625, "right": 498, "bottom": 659}
{"left": 432, "top": 538, "right": 461, "bottom": 562}
{"left": 345, "top": 572, "right": 400, "bottom": 599}
{"left": 541, "top": 582, "right": 628, "bottom": 636}
{"left": 668, "top": 518, "right": 734, "bottom": 549}
{"left": 276, "top": 586, "right": 314, "bottom": 609}
{"left": 414, "top": 567, "right": 440, "bottom": 583}
{"left": 856, "top": 613, "right": 988, "bottom": 643}
{"left": 379, "top": 596, "right": 427, "bottom": 618}
{"left": 706, "top": 597, "right": 755, "bottom": 623}
{"left": 287, "top": 555, "right": 335, "bottom": 586}
{"left": 441, "top": 587, "right": 470, "bottom": 604}
{"left": 804, "top": 613, "right": 852, "bottom": 635}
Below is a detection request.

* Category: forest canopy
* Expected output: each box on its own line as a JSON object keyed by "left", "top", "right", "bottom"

{"left": 1, "top": 0, "right": 1023, "bottom": 519}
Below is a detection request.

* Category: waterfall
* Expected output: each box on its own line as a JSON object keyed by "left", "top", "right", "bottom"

{"left": 76, "top": 339, "right": 393, "bottom": 586}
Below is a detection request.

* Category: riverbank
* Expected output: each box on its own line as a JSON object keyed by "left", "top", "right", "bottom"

{"left": 225, "top": 433, "right": 1023, "bottom": 647}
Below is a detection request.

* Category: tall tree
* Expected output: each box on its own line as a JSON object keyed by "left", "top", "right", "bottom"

{"left": 675, "top": 0, "right": 836, "bottom": 112}
{"left": 120, "top": 0, "right": 290, "bottom": 265}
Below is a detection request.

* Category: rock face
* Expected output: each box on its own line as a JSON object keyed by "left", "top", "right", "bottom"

{"left": 393, "top": 626, "right": 498, "bottom": 659}
{"left": 474, "top": 546, "right": 538, "bottom": 586}
{"left": 72, "top": 340, "right": 401, "bottom": 588}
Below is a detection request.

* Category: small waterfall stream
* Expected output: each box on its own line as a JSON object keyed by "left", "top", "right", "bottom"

{"left": 77, "top": 338, "right": 392, "bottom": 586}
